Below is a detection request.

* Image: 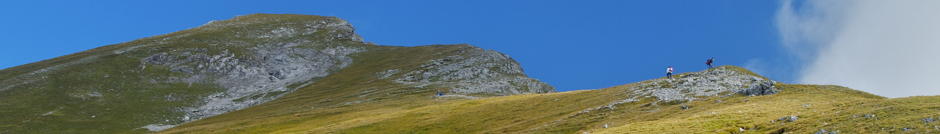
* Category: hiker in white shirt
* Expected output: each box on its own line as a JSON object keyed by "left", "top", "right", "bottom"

{"left": 666, "top": 66, "right": 674, "bottom": 79}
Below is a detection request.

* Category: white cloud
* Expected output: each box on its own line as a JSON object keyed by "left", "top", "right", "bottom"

{"left": 776, "top": 0, "right": 940, "bottom": 98}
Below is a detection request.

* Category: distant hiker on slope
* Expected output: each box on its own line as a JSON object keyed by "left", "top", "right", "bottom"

{"left": 666, "top": 66, "right": 674, "bottom": 79}
{"left": 705, "top": 57, "right": 715, "bottom": 69}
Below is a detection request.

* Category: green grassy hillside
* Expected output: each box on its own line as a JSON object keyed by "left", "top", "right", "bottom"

{"left": 0, "top": 14, "right": 363, "bottom": 133}
{"left": 162, "top": 66, "right": 940, "bottom": 134}
{"left": 0, "top": 14, "right": 552, "bottom": 134}
{"left": 5, "top": 14, "right": 940, "bottom": 134}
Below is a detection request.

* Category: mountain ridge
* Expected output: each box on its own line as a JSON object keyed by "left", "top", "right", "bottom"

{"left": 5, "top": 14, "right": 940, "bottom": 134}
{"left": 0, "top": 14, "right": 552, "bottom": 133}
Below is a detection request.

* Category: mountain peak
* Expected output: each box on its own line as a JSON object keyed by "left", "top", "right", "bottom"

{"left": 184, "top": 14, "right": 363, "bottom": 43}
{"left": 0, "top": 14, "right": 551, "bottom": 133}
{"left": 207, "top": 14, "right": 345, "bottom": 26}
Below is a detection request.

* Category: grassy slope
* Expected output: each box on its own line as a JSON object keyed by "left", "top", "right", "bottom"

{"left": 161, "top": 44, "right": 485, "bottom": 133}
{"left": 6, "top": 14, "right": 940, "bottom": 133}
{"left": 0, "top": 14, "right": 364, "bottom": 133}
{"left": 0, "top": 36, "right": 224, "bottom": 134}
{"left": 165, "top": 66, "right": 940, "bottom": 134}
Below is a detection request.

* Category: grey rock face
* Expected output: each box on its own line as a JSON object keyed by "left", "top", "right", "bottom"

{"left": 387, "top": 46, "right": 554, "bottom": 95}
{"left": 738, "top": 81, "right": 778, "bottom": 96}
{"left": 135, "top": 15, "right": 367, "bottom": 131}
{"left": 630, "top": 66, "right": 778, "bottom": 102}
{"left": 141, "top": 44, "right": 363, "bottom": 128}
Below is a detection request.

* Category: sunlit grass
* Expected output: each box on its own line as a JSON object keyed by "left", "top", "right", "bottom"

{"left": 165, "top": 65, "right": 940, "bottom": 134}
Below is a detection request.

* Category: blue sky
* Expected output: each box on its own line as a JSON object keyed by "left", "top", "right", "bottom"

{"left": 0, "top": 0, "right": 796, "bottom": 92}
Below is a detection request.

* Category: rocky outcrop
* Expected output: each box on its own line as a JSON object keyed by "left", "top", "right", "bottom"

{"left": 141, "top": 45, "right": 363, "bottom": 125}
{"left": 737, "top": 80, "right": 779, "bottom": 96}
{"left": 630, "top": 66, "right": 779, "bottom": 102}
{"left": 776, "top": 115, "right": 799, "bottom": 123}
{"left": 581, "top": 66, "right": 777, "bottom": 114}
{"left": 136, "top": 14, "right": 368, "bottom": 130}
{"left": 385, "top": 45, "right": 554, "bottom": 95}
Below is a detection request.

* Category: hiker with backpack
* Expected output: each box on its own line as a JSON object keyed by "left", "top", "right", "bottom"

{"left": 705, "top": 57, "right": 714, "bottom": 68}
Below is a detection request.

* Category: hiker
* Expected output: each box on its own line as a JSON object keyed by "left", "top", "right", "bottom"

{"left": 666, "top": 66, "right": 674, "bottom": 79}
{"left": 705, "top": 57, "right": 714, "bottom": 68}
{"left": 436, "top": 91, "right": 445, "bottom": 96}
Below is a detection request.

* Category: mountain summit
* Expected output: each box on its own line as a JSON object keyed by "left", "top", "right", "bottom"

{"left": 0, "top": 14, "right": 552, "bottom": 133}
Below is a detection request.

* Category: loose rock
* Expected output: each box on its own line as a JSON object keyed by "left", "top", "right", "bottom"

{"left": 777, "top": 115, "right": 799, "bottom": 122}
{"left": 864, "top": 114, "right": 876, "bottom": 119}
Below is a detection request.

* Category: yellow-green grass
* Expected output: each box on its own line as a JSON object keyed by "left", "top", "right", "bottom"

{"left": 11, "top": 13, "right": 927, "bottom": 134}
{"left": 165, "top": 64, "right": 940, "bottom": 134}
{"left": 594, "top": 84, "right": 883, "bottom": 133}
{"left": 162, "top": 86, "right": 612, "bottom": 134}
{"left": 0, "top": 14, "right": 370, "bottom": 133}
{"left": 6, "top": 13, "right": 938, "bottom": 133}
{"left": 160, "top": 44, "right": 526, "bottom": 133}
